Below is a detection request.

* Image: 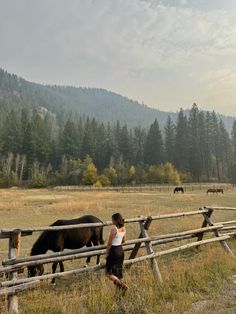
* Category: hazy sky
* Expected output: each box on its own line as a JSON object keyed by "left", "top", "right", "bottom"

{"left": 1, "top": 0, "right": 236, "bottom": 115}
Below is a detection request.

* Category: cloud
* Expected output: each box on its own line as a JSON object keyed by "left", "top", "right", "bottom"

{"left": 0, "top": 0, "right": 236, "bottom": 114}
{"left": 205, "top": 68, "right": 236, "bottom": 88}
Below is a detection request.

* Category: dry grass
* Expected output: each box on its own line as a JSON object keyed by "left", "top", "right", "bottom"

{"left": 1, "top": 187, "right": 236, "bottom": 313}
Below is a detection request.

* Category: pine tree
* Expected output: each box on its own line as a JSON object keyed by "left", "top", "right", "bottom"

{"left": 95, "top": 123, "right": 107, "bottom": 170}
{"left": 2, "top": 110, "right": 22, "bottom": 154}
{"left": 144, "top": 119, "right": 163, "bottom": 165}
{"left": 81, "top": 118, "right": 96, "bottom": 159}
{"left": 232, "top": 121, "right": 236, "bottom": 160}
{"left": 32, "top": 114, "right": 51, "bottom": 163}
{"left": 174, "top": 109, "right": 189, "bottom": 172}
{"left": 133, "top": 126, "right": 146, "bottom": 165}
{"left": 210, "top": 112, "right": 221, "bottom": 180}
{"left": 188, "top": 104, "right": 201, "bottom": 180}
{"left": 21, "top": 122, "right": 36, "bottom": 177}
{"left": 62, "top": 119, "right": 78, "bottom": 158}
{"left": 164, "top": 116, "right": 175, "bottom": 163}
{"left": 119, "top": 125, "right": 132, "bottom": 162}
{"left": 218, "top": 119, "right": 231, "bottom": 179}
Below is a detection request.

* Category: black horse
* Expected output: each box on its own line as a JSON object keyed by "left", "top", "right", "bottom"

{"left": 28, "top": 215, "right": 104, "bottom": 283}
{"left": 174, "top": 187, "right": 184, "bottom": 194}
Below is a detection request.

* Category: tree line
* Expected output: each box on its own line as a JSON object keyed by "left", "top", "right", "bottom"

{"left": 0, "top": 104, "right": 236, "bottom": 187}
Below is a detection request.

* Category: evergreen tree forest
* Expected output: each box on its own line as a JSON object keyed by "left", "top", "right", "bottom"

{"left": 0, "top": 103, "right": 236, "bottom": 188}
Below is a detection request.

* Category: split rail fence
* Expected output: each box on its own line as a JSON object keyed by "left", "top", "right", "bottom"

{"left": 0, "top": 206, "right": 236, "bottom": 313}
{"left": 54, "top": 183, "right": 233, "bottom": 193}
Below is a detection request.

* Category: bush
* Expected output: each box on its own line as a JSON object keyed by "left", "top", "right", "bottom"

{"left": 147, "top": 163, "right": 181, "bottom": 185}
{"left": 29, "top": 175, "right": 48, "bottom": 188}
{"left": 97, "top": 175, "right": 111, "bottom": 186}
{"left": 163, "top": 162, "right": 181, "bottom": 185}
{"left": 82, "top": 162, "right": 98, "bottom": 185}
{"left": 93, "top": 180, "right": 103, "bottom": 188}
{"left": 147, "top": 165, "right": 165, "bottom": 183}
{"left": 104, "top": 166, "right": 118, "bottom": 185}
{"left": 0, "top": 173, "right": 19, "bottom": 188}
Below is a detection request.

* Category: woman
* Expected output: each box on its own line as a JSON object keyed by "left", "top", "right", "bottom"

{"left": 105, "top": 213, "right": 128, "bottom": 293}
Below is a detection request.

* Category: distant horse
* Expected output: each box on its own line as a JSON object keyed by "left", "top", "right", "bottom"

{"left": 174, "top": 187, "right": 184, "bottom": 194}
{"left": 207, "top": 188, "right": 218, "bottom": 195}
{"left": 28, "top": 215, "right": 104, "bottom": 284}
{"left": 216, "top": 188, "right": 224, "bottom": 194}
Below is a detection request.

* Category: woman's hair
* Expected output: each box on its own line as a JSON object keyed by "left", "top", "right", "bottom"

{"left": 112, "top": 213, "right": 124, "bottom": 228}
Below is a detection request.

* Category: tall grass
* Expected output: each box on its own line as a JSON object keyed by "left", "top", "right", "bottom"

{"left": 9, "top": 245, "right": 235, "bottom": 314}
{"left": 1, "top": 188, "right": 236, "bottom": 313}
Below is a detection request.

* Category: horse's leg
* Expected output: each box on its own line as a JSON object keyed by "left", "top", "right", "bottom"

{"left": 92, "top": 239, "right": 100, "bottom": 264}
{"left": 86, "top": 242, "right": 92, "bottom": 265}
{"left": 51, "top": 262, "right": 58, "bottom": 285}
{"left": 59, "top": 261, "right": 64, "bottom": 273}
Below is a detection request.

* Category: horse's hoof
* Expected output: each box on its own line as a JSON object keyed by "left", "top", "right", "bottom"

{"left": 84, "top": 264, "right": 88, "bottom": 268}
{"left": 50, "top": 282, "right": 56, "bottom": 286}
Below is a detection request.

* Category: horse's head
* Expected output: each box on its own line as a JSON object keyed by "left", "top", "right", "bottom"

{"left": 28, "top": 264, "right": 44, "bottom": 277}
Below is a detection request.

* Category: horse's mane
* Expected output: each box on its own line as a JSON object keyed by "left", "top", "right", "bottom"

{"left": 31, "top": 221, "right": 61, "bottom": 256}
{"left": 31, "top": 231, "right": 50, "bottom": 256}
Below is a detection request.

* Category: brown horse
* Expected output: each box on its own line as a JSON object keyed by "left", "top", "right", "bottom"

{"left": 207, "top": 188, "right": 218, "bottom": 195}
{"left": 216, "top": 188, "right": 224, "bottom": 194}
{"left": 174, "top": 187, "right": 184, "bottom": 194}
{"left": 28, "top": 215, "right": 104, "bottom": 284}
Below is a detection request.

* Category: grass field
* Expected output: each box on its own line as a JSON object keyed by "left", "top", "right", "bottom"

{"left": 1, "top": 187, "right": 236, "bottom": 313}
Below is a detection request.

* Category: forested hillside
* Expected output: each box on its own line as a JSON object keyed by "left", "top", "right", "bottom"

{"left": 0, "top": 103, "right": 236, "bottom": 187}
{"left": 0, "top": 68, "right": 176, "bottom": 128}
{"left": 0, "top": 68, "right": 235, "bottom": 130}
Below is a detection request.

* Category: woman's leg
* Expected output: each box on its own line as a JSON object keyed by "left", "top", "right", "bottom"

{"left": 106, "top": 273, "right": 120, "bottom": 284}
{"left": 106, "top": 273, "right": 128, "bottom": 291}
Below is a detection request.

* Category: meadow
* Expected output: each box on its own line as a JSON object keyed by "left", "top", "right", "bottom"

{"left": 1, "top": 187, "right": 236, "bottom": 313}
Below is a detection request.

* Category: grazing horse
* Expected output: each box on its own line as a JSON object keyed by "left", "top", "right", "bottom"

{"left": 174, "top": 187, "right": 184, "bottom": 194}
{"left": 28, "top": 215, "right": 104, "bottom": 284}
{"left": 207, "top": 188, "right": 218, "bottom": 195}
{"left": 216, "top": 188, "right": 224, "bottom": 194}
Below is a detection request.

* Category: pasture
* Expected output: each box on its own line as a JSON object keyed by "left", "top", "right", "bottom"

{"left": 1, "top": 187, "right": 236, "bottom": 313}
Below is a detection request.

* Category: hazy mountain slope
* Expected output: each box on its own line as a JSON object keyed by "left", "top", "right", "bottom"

{"left": 0, "top": 68, "right": 235, "bottom": 130}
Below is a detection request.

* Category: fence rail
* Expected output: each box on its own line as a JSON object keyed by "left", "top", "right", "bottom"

{"left": 0, "top": 209, "right": 208, "bottom": 235}
{"left": 53, "top": 183, "right": 233, "bottom": 193}
{"left": 0, "top": 206, "right": 235, "bottom": 314}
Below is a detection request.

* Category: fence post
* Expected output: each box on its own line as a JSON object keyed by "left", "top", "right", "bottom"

{"left": 128, "top": 217, "right": 149, "bottom": 263}
{"left": 140, "top": 217, "right": 163, "bottom": 283}
{"left": 197, "top": 208, "right": 235, "bottom": 257}
{"left": 8, "top": 230, "right": 21, "bottom": 314}
{"left": 197, "top": 207, "right": 213, "bottom": 242}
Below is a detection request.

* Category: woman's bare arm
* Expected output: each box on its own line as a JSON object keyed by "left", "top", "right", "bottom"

{"left": 106, "top": 227, "right": 116, "bottom": 253}
{"left": 122, "top": 234, "right": 126, "bottom": 244}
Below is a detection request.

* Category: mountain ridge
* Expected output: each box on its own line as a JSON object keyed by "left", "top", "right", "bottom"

{"left": 0, "top": 68, "right": 235, "bottom": 131}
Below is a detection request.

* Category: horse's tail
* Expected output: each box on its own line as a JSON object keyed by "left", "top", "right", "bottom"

{"left": 99, "top": 228, "right": 104, "bottom": 245}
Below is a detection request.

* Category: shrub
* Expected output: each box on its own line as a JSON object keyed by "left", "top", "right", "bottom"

{"left": 82, "top": 162, "right": 98, "bottom": 185}
{"left": 93, "top": 180, "right": 102, "bottom": 188}
{"left": 29, "top": 175, "right": 48, "bottom": 188}
{"left": 163, "top": 162, "right": 181, "bottom": 185}
{"left": 97, "top": 175, "right": 111, "bottom": 186}
{"left": 104, "top": 166, "right": 118, "bottom": 185}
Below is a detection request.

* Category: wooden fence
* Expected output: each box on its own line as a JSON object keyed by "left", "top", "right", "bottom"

{"left": 0, "top": 206, "right": 235, "bottom": 313}
{"left": 53, "top": 183, "right": 233, "bottom": 193}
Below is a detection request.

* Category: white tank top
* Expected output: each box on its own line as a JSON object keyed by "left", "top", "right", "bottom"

{"left": 112, "top": 226, "right": 126, "bottom": 246}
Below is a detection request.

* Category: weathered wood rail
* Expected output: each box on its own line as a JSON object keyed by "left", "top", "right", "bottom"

{"left": 206, "top": 206, "right": 236, "bottom": 236}
{"left": 54, "top": 183, "right": 233, "bottom": 193}
{"left": 0, "top": 206, "right": 235, "bottom": 314}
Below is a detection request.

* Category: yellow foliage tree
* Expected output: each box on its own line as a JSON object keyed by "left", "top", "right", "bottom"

{"left": 82, "top": 162, "right": 97, "bottom": 185}
{"left": 163, "top": 162, "right": 181, "bottom": 185}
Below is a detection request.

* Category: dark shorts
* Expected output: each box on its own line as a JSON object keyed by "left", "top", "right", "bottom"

{"left": 105, "top": 245, "right": 124, "bottom": 279}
